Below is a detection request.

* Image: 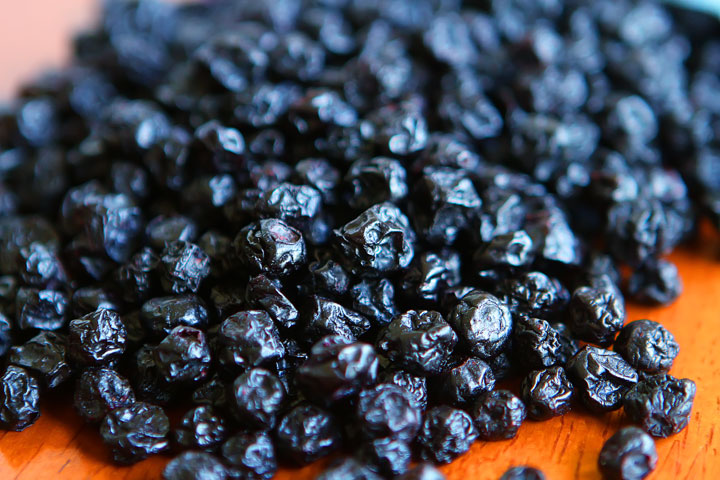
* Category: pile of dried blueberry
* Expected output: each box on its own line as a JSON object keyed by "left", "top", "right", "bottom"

{"left": 0, "top": 0, "right": 715, "bottom": 478}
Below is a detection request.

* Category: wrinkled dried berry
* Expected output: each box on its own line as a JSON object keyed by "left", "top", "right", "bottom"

{"left": 359, "top": 437, "right": 412, "bottom": 477}
{"left": 174, "top": 405, "right": 226, "bottom": 451}
{"left": 411, "top": 167, "right": 481, "bottom": 246}
{"left": 566, "top": 346, "right": 638, "bottom": 412}
{"left": 246, "top": 274, "right": 298, "bottom": 330}
{"left": 141, "top": 295, "right": 209, "bottom": 337}
{"left": 568, "top": 276, "right": 625, "bottom": 346}
{"left": 512, "top": 316, "right": 567, "bottom": 371}
{"left": 16, "top": 287, "right": 68, "bottom": 331}
{"left": 217, "top": 310, "right": 285, "bottom": 374}
{"left": 235, "top": 219, "right": 306, "bottom": 277}
{"left": 163, "top": 451, "right": 227, "bottom": 480}
{"left": 598, "top": 426, "right": 657, "bottom": 480}
{"left": 275, "top": 403, "right": 341, "bottom": 465}
{"left": 623, "top": 374, "right": 696, "bottom": 438}
{"left": 349, "top": 278, "right": 397, "bottom": 327}
{"left": 301, "top": 296, "right": 371, "bottom": 343}
{"left": 0, "top": 365, "right": 40, "bottom": 431}
{"left": 376, "top": 310, "right": 457, "bottom": 376}
{"left": 449, "top": 291, "right": 512, "bottom": 359}
{"left": 500, "top": 466, "right": 546, "bottom": 480}
{"left": 377, "top": 369, "right": 428, "bottom": 411}
{"left": 221, "top": 431, "right": 277, "bottom": 480}
{"left": 521, "top": 366, "right": 574, "bottom": 420}
{"left": 159, "top": 241, "right": 211, "bottom": 294}
{"left": 628, "top": 260, "right": 683, "bottom": 305}
{"left": 402, "top": 250, "right": 461, "bottom": 304}
{"left": 356, "top": 383, "right": 421, "bottom": 442}
{"left": 153, "top": 326, "right": 211, "bottom": 384}
{"left": 297, "top": 335, "right": 378, "bottom": 406}
{"left": 74, "top": 367, "right": 135, "bottom": 423}
{"left": 334, "top": 202, "right": 415, "bottom": 275}
{"left": 68, "top": 308, "right": 127, "bottom": 366}
{"left": 614, "top": 320, "right": 679, "bottom": 374}
{"left": 9, "top": 331, "right": 71, "bottom": 388}
{"left": 100, "top": 402, "right": 170, "bottom": 464}
{"left": 416, "top": 406, "right": 478, "bottom": 464}
{"left": 229, "top": 368, "right": 285, "bottom": 430}
{"left": 346, "top": 157, "right": 408, "bottom": 210}
{"left": 437, "top": 356, "right": 495, "bottom": 406}
{"left": 470, "top": 390, "right": 526, "bottom": 440}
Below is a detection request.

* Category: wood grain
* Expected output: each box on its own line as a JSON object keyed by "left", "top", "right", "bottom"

{"left": 0, "top": 2, "right": 719, "bottom": 479}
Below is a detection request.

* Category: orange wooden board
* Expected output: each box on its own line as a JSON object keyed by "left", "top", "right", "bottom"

{"left": 1, "top": 3, "right": 720, "bottom": 479}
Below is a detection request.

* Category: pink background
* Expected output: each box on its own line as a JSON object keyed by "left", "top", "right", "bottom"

{"left": 0, "top": 0, "right": 96, "bottom": 98}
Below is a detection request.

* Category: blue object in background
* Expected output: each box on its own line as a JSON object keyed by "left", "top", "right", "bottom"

{"left": 665, "top": 0, "right": 720, "bottom": 18}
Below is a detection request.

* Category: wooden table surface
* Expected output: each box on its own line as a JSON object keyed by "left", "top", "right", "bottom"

{"left": 1, "top": 3, "right": 719, "bottom": 479}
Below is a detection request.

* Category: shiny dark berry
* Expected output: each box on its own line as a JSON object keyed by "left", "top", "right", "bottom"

{"left": 334, "top": 202, "right": 415, "bottom": 275}
{"left": 74, "top": 367, "right": 135, "bottom": 423}
{"left": 221, "top": 431, "right": 277, "bottom": 480}
{"left": 153, "top": 326, "right": 211, "bottom": 384}
{"left": 376, "top": 310, "right": 457, "bottom": 376}
{"left": 140, "top": 295, "right": 209, "bottom": 337}
{"left": 627, "top": 260, "right": 683, "bottom": 305}
{"left": 296, "top": 335, "right": 378, "bottom": 406}
{"left": 474, "top": 231, "right": 534, "bottom": 270}
{"left": 614, "top": 319, "right": 679, "bottom": 374}
{"left": 470, "top": 390, "right": 526, "bottom": 440}
{"left": 502, "top": 272, "right": 569, "bottom": 318}
{"left": 377, "top": 369, "right": 428, "bottom": 411}
{"left": 229, "top": 368, "right": 285, "bottom": 430}
{"left": 349, "top": 278, "right": 397, "bottom": 327}
{"left": 275, "top": 403, "right": 341, "bottom": 465}
{"left": 623, "top": 374, "right": 696, "bottom": 438}
{"left": 174, "top": 405, "right": 226, "bottom": 451}
{"left": 416, "top": 406, "right": 478, "bottom": 464}
{"left": 521, "top": 366, "right": 574, "bottom": 420}
{"left": 402, "top": 250, "right": 461, "bottom": 304}
{"left": 568, "top": 276, "right": 625, "bottom": 346}
{"left": 68, "top": 308, "right": 127, "bottom": 366}
{"left": 512, "top": 316, "right": 567, "bottom": 371}
{"left": 100, "top": 402, "right": 170, "bottom": 464}
{"left": 499, "top": 466, "right": 546, "bottom": 480}
{"left": 436, "top": 356, "right": 495, "bottom": 405}
{"left": 449, "top": 290, "right": 512, "bottom": 359}
{"left": 163, "top": 451, "right": 227, "bottom": 480}
{"left": 301, "top": 296, "right": 371, "bottom": 343}
{"left": 316, "top": 457, "right": 382, "bottom": 480}
{"left": 0, "top": 365, "right": 40, "bottom": 431}
{"left": 255, "top": 183, "right": 322, "bottom": 229}
{"left": 245, "top": 274, "right": 298, "bottom": 330}
{"left": 159, "top": 241, "right": 211, "bottom": 294}
{"left": 356, "top": 383, "right": 421, "bottom": 442}
{"left": 114, "top": 247, "right": 161, "bottom": 303}
{"left": 345, "top": 157, "right": 408, "bottom": 210}
{"left": 359, "top": 437, "right": 412, "bottom": 477}
{"left": 146, "top": 216, "right": 198, "bottom": 250}
{"left": 235, "top": 219, "right": 306, "bottom": 277}
{"left": 15, "top": 287, "right": 69, "bottom": 331}
{"left": 411, "top": 166, "right": 481, "bottom": 246}
{"left": 216, "top": 310, "right": 285, "bottom": 374}
{"left": 9, "top": 331, "right": 71, "bottom": 388}
{"left": 566, "top": 346, "right": 638, "bottom": 412}
{"left": 598, "top": 426, "right": 657, "bottom": 480}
